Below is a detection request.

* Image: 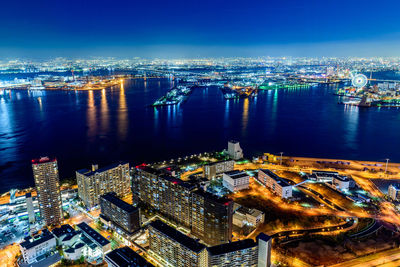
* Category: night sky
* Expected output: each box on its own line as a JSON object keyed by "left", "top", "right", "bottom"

{"left": 2, "top": 0, "right": 400, "bottom": 58}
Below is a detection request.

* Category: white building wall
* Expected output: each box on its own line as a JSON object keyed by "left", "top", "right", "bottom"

{"left": 21, "top": 237, "right": 56, "bottom": 264}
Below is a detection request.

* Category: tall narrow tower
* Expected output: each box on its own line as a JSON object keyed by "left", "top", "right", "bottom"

{"left": 32, "top": 157, "right": 63, "bottom": 226}
{"left": 25, "top": 193, "right": 36, "bottom": 223}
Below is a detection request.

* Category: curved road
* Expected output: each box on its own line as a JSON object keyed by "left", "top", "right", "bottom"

{"left": 271, "top": 218, "right": 356, "bottom": 242}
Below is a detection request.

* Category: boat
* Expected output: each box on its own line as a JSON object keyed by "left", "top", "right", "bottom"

{"left": 152, "top": 85, "right": 193, "bottom": 106}
{"left": 220, "top": 86, "right": 240, "bottom": 99}
{"left": 258, "top": 81, "right": 311, "bottom": 90}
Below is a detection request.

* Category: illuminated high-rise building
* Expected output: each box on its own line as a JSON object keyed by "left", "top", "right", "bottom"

{"left": 148, "top": 220, "right": 208, "bottom": 267}
{"left": 134, "top": 167, "right": 233, "bottom": 246}
{"left": 191, "top": 189, "right": 233, "bottom": 246}
{"left": 100, "top": 192, "right": 141, "bottom": 235}
{"left": 32, "top": 157, "right": 62, "bottom": 226}
{"left": 135, "top": 166, "right": 195, "bottom": 228}
{"left": 76, "top": 162, "right": 131, "bottom": 208}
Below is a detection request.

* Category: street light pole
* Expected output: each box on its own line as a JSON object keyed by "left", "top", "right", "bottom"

{"left": 385, "top": 158, "right": 389, "bottom": 174}
{"left": 280, "top": 152, "right": 283, "bottom": 166}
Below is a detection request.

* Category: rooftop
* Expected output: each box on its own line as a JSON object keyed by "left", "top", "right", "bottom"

{"left": 390, "top": 184, "right": 400, "bottom": 190}
{"left": 334, "top": 175, "right": 350, "bottom": 182}
{"left": 312, "top": 170, "right": 339, "bottom": 175}
{"left": 236, "top": 206, "right": 264, "bottom": 217}
{"left": 136, "top": 166, "right": 163, "bottom": 175}
{"left": 101, "top": 192, "right": 138, "bottom": 213}
{"left": 206, "top": 159, "right": 234, "bottom": 166}
{"left": 106, "top": 246, "right": 154, "bottom": 267}
{"left": 192, "top": 189, "right": 233, "bottom": 206}
{"left": 31, "top": 156, "right": 56, "bottom": 165}
{"left": 161, "top": 175, "right": 197, "bottom": 190}
{"left": 224, "top": 170, "right": 249, "bottom": 179}
{"left": 149, "top": 220, "right": 205, "bottom": 253}
{"left": 52, "top": 224, "right": 75, "bottom": 238}
{"left": 20, "top": 229, "right": 55, "bottom": 250}
{"left": 77, "top": 161, "right": 128, "bottom": 176}
{"left": 208, "top": 239, "right": 256, "bottom": 255}
{"left": 76, "top": 222, "right": 110, "bottom": 247}
{"left": 259, "top": 169, "right": 291, "bottom": 187}
{"left": 257, "top": 232, "right": 272, "bottom": 243}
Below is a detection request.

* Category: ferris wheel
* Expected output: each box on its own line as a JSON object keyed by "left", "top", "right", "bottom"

{"left": 350, "top": 72, "right": 368, "bottom": 90}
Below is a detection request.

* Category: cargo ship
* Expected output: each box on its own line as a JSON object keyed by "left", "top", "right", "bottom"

{"left": 339, "top": 95, "right": 371, "bottom": 107}
{"left": 152, "top": 85, "right": 192, "bottom": 106}
{"left": 220, "top": 83, "right": 257, "bottom": 99}
{"left": 258, "top": 81, "right": 311, "bottom": 90}
{"left": 220, "top": 86, "right": 240, "bottom": 99}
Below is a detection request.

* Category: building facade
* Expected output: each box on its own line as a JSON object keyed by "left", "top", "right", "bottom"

{"left": 203, "top": 160, "right": 235, "bottom": 179}
{"left": 148, "top": 220, "right": 271, "bottom": 267}
{"left": 191, "top": 190, "right": 233, "bottom": 246}
{"left": 100, "top": 192, "right": 141, "bottom": 235}
{"left": 257, "top": 233, "right": 272, "bottom": 267}
{"left": 309, "top": 170, "right": 340, "bottom": 182}
{"left": 208, "top": 239, "right": 258, "bottom": 267}
{"left": 76, "top": 162, "right": 131, "bottom": 208}
{"left": 20, "top": 229, "right": 57, "bottom": 264}
{"left": 77, "top": 222, "right": 111, "bottom": 257}
{"left": 148, "top": 220, "right": 208, "bottom": 267}
{"left": 257, "top": 169, "right": 292, "bottom": 199}
{"left": 25, "top": 193, "right": 36, "bottom": 223}
{"left": 332, "top": 175, "right": 350, "bottom": 190}
{"left": 388, "top": 184, "right": 400, "bottom": 201}
{"left": 105, "top": 246, "right": 154, "bottom": 267}
{"left": 134, "top": 167, "right": 233, "bottom": 246}
{"left": 222, "top": 170, "right": 250, "bottom": 192}
{"left": 233, "top": 205, "right": 265, "bottom": 228}
{"left": 135, "top": 167, "right": 195, "bottom": 228}
{"left": 227, "top": 141, "right": 244, "bottom": 160}
{"left": 32, "top": 157, "right": 63, "bottom": 226}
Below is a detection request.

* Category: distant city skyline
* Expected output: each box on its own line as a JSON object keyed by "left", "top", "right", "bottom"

{"left": 2, "top": 0, "right": 400, "bottom": 58}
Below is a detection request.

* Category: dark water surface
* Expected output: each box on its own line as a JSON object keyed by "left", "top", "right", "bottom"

{"left": 1, "top": 78, "right": 400, "bottom": 192}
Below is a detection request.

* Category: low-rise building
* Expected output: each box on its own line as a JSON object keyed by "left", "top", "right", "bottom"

{"left": 309, "top": 170, "right": 353, "bottom": 190}
{"left": 332, "top": 175, "right": 350, "bottom": 190}
{"left": 20, "top": 229, "right": 57, "bottom": 265}
{"left": 203, "top": 160, "right": 235, "bottom": 179}
{"left": 105, "top": 246, "right": 154, "bottom": 267}
{"left": 233, "top": 205, "right": 265, "bottom": 228}
{"left": 52, "top": 224, "right": 100, "bottom": 262}
{"left": 148, "top": 220, "right": 208, "bottom": 267}
{"left": 308, "top": 170, "right": 339, "bottom": 182}
{"left": 100, "top": 192, "right": 141, "bottom": 235}
{"left": 63, "top": 243, "right": 85, "bottom": 261}
{"left": 77, "top": 222, "right": 111, "bottom": 260}
{"left": 222, "top": 170, "right": 250, "bottom": 192}
{"left": 257, "top": 169, "right": 292, "bottom": 199}
{"left": 52, "top": 224, "right": 79, "bottom": 246}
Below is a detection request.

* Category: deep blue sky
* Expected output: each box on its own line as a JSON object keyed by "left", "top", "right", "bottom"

{"left": 2, "top": 0, "right": 400, "bottom": 58}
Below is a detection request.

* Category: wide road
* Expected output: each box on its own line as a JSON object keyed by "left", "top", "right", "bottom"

{"left": 330, "top": 248, "right": 400, "bottom": 267}
{"left": 271, "top": 218, "right": 356, "bottom": 241}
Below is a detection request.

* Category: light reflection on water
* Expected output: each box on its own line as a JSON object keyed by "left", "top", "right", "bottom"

{"left": 0, "top": 80, "right": 400, "bottom": 192}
